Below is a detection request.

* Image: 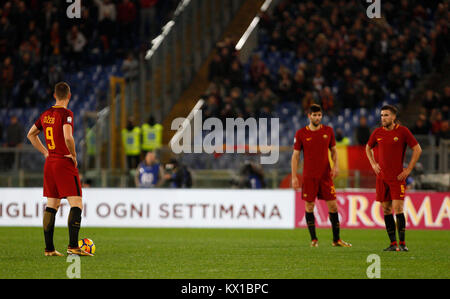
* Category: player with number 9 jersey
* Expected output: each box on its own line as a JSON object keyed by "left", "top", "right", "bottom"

{"left": 34, "top": 105, "right": 82, "bottom": 199}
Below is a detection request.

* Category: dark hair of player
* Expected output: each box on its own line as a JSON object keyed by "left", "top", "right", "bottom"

{"left": 54, "top": 82, "right": 70, "bottom": 100}
{"left": 381, "top": 104, "right": 401, "bottom": 124}
{"left": 308, "top": 104, "right": 322, "bottom": 114}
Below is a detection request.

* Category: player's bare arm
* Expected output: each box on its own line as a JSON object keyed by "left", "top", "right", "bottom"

{"left": 365, "top": 144, "right": 381, "bottom": 175}
{"left": 397, "top": 144, "right": 422, "bottom": 181}
{"left": 27, "top": 125, "right": 49, "bottom": 158}
{"left": 135, "top": 165, "right": 141, "bottom": 187}
{"left": 291, "top": 150, "right": 301, "bottom": 189}
{"left": 330, "top": 146, "right": 338, "bottom": 178}
{"left": 63, "top": 124, "right": 77, "bottom": 168}
{"left": 156, "top": 165, "right": 166, "bottom": 188}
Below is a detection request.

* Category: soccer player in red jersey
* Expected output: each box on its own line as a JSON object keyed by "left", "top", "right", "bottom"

{"left": 366, "top": 105, "right": 422, "bottom": 252}
{"left": 291, "top": 104, "right": 351, "bottom": 248}
{"left": 27, "top": 82, "right": 92, "bottom": 256}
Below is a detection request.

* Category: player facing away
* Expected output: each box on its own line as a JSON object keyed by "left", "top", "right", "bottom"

{"left": 366, "top": 105, "right": 422, "bottom": 252}
{"left": 291, "top": 104, "right": 351, "bottom": 248}
{"left": 27, "top": 82, "right": 93, "bottom": 256}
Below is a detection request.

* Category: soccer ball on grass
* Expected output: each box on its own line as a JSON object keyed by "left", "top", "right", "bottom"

{"left": 78, "top": 238, "right": 96, "bottom": 254}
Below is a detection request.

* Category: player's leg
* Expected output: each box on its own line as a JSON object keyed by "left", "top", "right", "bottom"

{"left": 382, "top": 201, "right": 399, "bottom": 251}
{"left": 66, "top": 196, "right": 92, "bottom": 256}
{"left": 43, "top": 160, "right": 63, "bottom": 256}
{"left": 43, "top": 198, "right": 63, "bottom": 256}
{"left": 67, "top": 196, "right": 82, "bottom": 248}
{"left": 305, "top": 201, "right": 318, "bottom": 246}
{"left": 325, "top": 200, "right": 352, "bottom": 247}
{"left": 393, "top": 199, "right": 407, "bottom": 251}
{"left": 377, "top": 179, "right": 398, "bottom": 251}
{"left": 302, "top": 178, "right": 319, "bottom": 246}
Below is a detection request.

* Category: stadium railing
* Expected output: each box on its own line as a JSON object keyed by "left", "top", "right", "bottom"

{"left": 1, "top": 139, "right": 449, "bottom": 190}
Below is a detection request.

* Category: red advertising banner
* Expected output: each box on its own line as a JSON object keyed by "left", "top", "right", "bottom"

{"left": 295, "top": 191, "right": 450, "bottom": 230}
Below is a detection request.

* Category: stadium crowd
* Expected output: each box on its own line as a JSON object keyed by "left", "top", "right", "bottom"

{"left": 412, "top": 86, "right": 450, "bottom": 145}
{"left": 0, "top": 0, "right": 180, "bottom": 109}
{"left": 204, "top": 0, "right": 449, "bottom": 144}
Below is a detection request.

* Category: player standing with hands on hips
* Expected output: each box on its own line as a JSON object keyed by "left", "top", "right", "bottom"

{"left": 291, "top": 104, "right": 351, "bottom": 248}
{"left": 366, "top": 105, "right": 422, "bottom": 252}
{"left": 27, "top": 82, "right": 93, "bottom": 256}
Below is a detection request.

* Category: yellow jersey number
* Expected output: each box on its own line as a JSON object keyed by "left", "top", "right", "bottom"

{"left": 45, "top": 127, "right": 56, "bottom": 150}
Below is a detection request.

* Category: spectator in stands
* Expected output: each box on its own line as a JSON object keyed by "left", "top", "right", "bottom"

{"left": 292, "top": 69, "right": 310, "bottom": 101}
{"left": 436, "top": 120, "right": 450, "bottom": 146}
{"left": 135, "top": 151, "right": 165, "bottom": 188}
{"left": 335, "top": 128, "right": 350, "bottom": 146}
{"left": 95, "top": 0, "right": 117, "bottom": 51}
{"left": 203, "top": 94, "right": 221, "bottom": 120}
{"left": 441, "top": 86, "right": 450, "bottom": 120}
{"left": 208, "top": 52, "right": 225, "bottom": 84}
{"left": 320, "top": 86, "right": 334, "bottom": 115}
{"left": 163, "top": 158, "right": 192, "bottom": 189}
{"left": 122, "top": 52, "right": 139, "bottom": 81}
{"left": 249, "top": 53, "right": 268, "bottom": 88}
{"left": 117, "top": 0, "right": 137, "bottom": 49}
{"left": 122, "top": 118, "right": 141, "bottom": 170}
{"left": 0, "top": 15, "right": 16, "bottom": 60}
{"left": 78, "top": 5, "right": 96, "bottom": 42}
{"left": 255, "top": 87, "right": 279, "bottom": 118}
{"left": 422, "top": 89, "right": 441, "bottom": 117}
{"left": 387, "top": 65, "right": 406, "bottom": 98}
{"left": 301, "top": 91, "right": 315, "bottom": 113}
{"left": 6, "top": 116, "right": 24, "bottom": 148}
{"left": 16, "top": 52, "right": 35, "bottom": 107}
{"left": 237, "top": 161, "right": 266, "bottom": 189}
{"left": 229, "top": 87, "right": 246, "bottom": 118}
{"left": 41, "top": 2, "right": 58, "bottom": 34}
{"left": 358, "top": 85, "right": 375, "bottom": 110}
{"left": 224, "top": 59, "right": 244, "bottom": 89}
{"left": 140, "top": 0, "right": 159, "bottom": 41}
{"left": 277, "top": 66, "right": 293, "bottom": 101}
{"left": 48, "top": 21, "right": 61, "bottom": 58}
{"left": 402, "top": 51, "right": 421, "bottom": 87}
{"left": 417, "top": 37, "right": 432, "bottom": 74}
{"left": 4, "top": 116, "right": 24, "bottom": 170}
{"left": 411, "top": 114, "right": 431, "bottom": 135}
{"left": 431, "top": 111, "right": 444, "bottom": 136}
{"left": 66, "top": 25, "right": 87, "bottom": 70}
{"left": 355, "top": 116, "right": 371, "bottom": 146}
{"left": 0, "top": 56, "right": 14, "bottom": 107}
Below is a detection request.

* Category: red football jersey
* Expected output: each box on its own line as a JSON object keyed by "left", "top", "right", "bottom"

{"left": 293, "top": 125, "right": 336, "bottom": 178}
{"left": 367, "top": 124, "right": 419, "bottom": 181}
{"left": 34, "top": 106, "right": 74, "bottom": 157}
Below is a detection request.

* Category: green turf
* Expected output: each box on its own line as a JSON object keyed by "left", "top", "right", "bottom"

{"left": 0, "top": 227, "right": 448, "bottom": 279}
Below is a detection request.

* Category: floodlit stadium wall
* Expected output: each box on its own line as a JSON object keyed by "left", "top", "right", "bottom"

{"left": 0, "top": 189, "right": 448, "bottom": 230}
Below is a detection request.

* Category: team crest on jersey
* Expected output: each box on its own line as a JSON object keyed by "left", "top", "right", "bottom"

{"left": 323, "top": 134, "right": 328, "bottom": 139}
{"left": 67, "top": 117, "right": 73, "bottom": 123}
{"left": 394, "top": 137, "right": 399, "bottom": 142}
{"left": 306, "top": 137, "right": 312, "bottom": 141}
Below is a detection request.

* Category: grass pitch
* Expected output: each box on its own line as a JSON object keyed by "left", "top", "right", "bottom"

{"left": 0, "top": 227, "right": 448, "bottom": 279}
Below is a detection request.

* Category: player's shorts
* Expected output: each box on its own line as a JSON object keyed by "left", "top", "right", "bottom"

{"left": 43, "top": 156, "right": 82, "bottom": 199}
{"left": 301, "top": 175, "right": 336, "bottom": 202}
{"left": 376, "top": 178, "right": 406, "bottom": 202}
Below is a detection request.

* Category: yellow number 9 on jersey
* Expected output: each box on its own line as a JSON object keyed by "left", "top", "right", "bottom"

{"left": 45, "top": 127, "right": 56, "bottom": 150}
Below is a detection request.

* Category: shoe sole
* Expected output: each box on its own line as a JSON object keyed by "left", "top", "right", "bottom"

{"left": 67, "top": 250, "right": 94, "bottom": 257}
